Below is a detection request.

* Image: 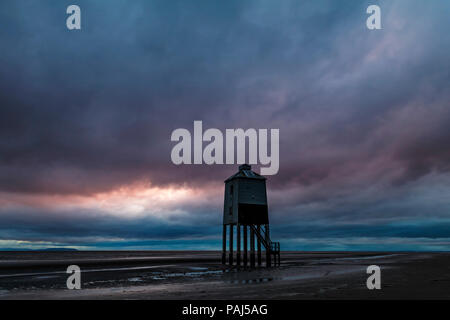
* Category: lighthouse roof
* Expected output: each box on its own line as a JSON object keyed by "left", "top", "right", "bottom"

{"left": 225, "top": 164, "right": 266, "bottom": 182}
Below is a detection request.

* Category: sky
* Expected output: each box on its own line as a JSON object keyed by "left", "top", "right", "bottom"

{"left": 0, "top": 0, "right": 449, "bottom": 251}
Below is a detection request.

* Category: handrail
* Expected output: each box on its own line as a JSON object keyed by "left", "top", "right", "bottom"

{"left": 249, "top": 225, "right": 280, "bottom": 253}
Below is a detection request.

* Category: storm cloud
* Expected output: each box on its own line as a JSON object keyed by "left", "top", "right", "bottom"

{"left": 0, "top": 0, "right": 449, "bottom": 250}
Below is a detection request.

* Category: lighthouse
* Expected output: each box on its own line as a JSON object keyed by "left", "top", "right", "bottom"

{"left": 222, "top": 164, "right": 280, "bottom": 267}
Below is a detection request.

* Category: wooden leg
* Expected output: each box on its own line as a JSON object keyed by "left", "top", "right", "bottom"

{"left": 243, "top": 225, "right": 248, "bottom": 268}
{"left": 222, "top": 225, "right": 226, "bottom": 264}
{"left": 250, "top": 226, "right": 255, "bottom": 268}
{"left": 265, "top": 225, "right": 271, "bottom": 267}
{"left": 257, "top": 225, "right": 262, "bottom": 266}
{"left": 229, "top": 224, "right": 233, "bottom": 266}
{"left": 236, "top": 224, "right": 241, "bottom": 267}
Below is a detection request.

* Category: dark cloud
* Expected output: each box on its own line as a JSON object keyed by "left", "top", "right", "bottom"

{"left": 0, "top": 0, "right": 449, "bottom": 249}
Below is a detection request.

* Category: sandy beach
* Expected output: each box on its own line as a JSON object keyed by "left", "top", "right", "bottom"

{"left": 0, "top": 251, "right": 448, "bottom": 300}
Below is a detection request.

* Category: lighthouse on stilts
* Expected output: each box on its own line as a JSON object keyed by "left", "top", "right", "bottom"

{"left": 222, "top": 164, "right": 280, "bottom": 268}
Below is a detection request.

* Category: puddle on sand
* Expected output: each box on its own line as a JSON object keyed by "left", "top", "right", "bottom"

{"left": 226, "top": 278, "right": 273, "bottom": 285}
{"left": 0, "top": 264, "right": 177, "bottom": 279}
{"left": 281, "top": 266, "right": 365, "bottom": 281}
{"left": 165, "top": 270, "right": 222, "bottom": 278}
{"left": 127, "top": 277, "right": 143, "bottom": 282}
{"left": 281, "top": 272, "right": 325, "bottom": 281}
{"left": 147, "top": 268, "right": 222, "bottom": 281}
{"left": 187, "top": 267, "right": 208, "bottom": 271}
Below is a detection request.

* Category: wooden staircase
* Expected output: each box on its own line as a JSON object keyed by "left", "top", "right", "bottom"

{"left": 249, "top": 224, "right": 280, "bottom": 266}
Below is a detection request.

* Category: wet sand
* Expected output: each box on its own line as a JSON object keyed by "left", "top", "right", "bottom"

{"left": 0, "top": 251, "right": 448, "bottom": 299}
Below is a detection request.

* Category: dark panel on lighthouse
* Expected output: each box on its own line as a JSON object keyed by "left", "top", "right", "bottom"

{"left": 238, "top": 203, "right": 268, "bottom": 224}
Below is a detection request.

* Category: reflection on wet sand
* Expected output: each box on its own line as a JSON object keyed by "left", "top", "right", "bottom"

{"left": 0, "top": 251, "right": 449, "bottom": 299}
